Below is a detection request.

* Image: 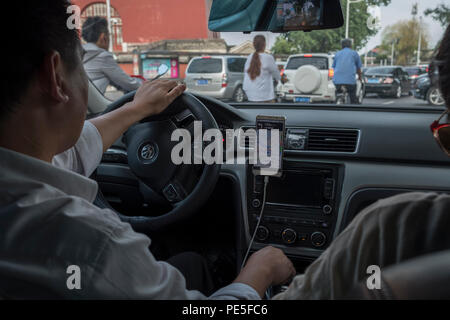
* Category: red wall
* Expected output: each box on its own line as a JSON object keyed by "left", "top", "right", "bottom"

{"left": 118, "top": 63, "right": 133, "bottom": 75}
{"left": 74, "top": 0, "right": 209, "bottom": 44}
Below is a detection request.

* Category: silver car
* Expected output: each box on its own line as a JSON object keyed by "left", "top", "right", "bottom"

{"left": 185, "top": 56, "right": 247, "bottom": 102}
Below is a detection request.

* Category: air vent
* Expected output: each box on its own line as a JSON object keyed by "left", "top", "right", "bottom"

{"left": 307, "top": 129, "right": 359, "bottom": 152}
{"left": 238, "top": 127, "right": 256, "bottom": 149}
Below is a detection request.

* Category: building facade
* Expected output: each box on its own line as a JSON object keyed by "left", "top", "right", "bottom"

{"left": 74, "top": 0, "right": 222, "bottom": 79}
{"left": 74, "top": 0, "right": 217, "bottom": 51}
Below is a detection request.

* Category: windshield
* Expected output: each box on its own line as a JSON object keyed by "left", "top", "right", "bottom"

{"left": 366, "top": 67, "right": 395, "bottom": 75}
{"left": 286, "top": 57, "right": 329, "bottom": 70}
{"left": 187, "top": 58, "right": 223, "bottom": 73}
{"left": 80, "top": 0, "right": 445, "bottom": 108}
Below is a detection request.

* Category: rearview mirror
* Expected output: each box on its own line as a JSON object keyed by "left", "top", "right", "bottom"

{"left": 208, "top": 0, "right": 344, "bottom": 33}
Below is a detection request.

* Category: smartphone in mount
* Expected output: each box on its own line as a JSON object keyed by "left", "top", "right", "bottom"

{"left": 253, "top": 115, "right": 286, "bottom": 177}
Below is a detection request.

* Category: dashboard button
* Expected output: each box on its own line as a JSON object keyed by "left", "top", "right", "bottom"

{"left": 256, "top": 226, "right": 270, "bottom": 242}
{"left": 252, "top": 199, "right": 261, "bottom": 208}
{"left": 282, "top": 228, "right": 297, "bottom": 244}
{"left": 311, "top": 232, "right": 326, "bottom": 247}
{"left": 323, "top": 205, "right": 333, "bottom": 215}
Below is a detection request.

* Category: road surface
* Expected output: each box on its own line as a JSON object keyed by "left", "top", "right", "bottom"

{"left": 105, "top": 90, "right": 434, "bottom": 108}
{"left": 363, "top": 94, "right": 430, "bottom": 108}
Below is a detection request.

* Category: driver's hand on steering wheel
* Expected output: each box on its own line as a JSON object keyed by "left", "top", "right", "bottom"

{"left": 234, "top": 246, "right": 296, "bottom": 298}
{"left": 129, "top": 79, "right": 186, "bottom": 119}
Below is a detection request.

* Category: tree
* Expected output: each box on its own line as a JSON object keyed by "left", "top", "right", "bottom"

{"left": 424, "top": 4, "right": 450, "bottom": 28}
{"left": 379, "top": 19, "right": 429, "bottom": 65}
{"left": 272, "top": 0, "right": 391, "bottom": 54}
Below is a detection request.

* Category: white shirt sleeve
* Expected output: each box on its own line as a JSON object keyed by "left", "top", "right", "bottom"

{"left": 52, "top": 121, "right": 103, "bottom": 177}
{"left": 89, "top": 212, "right": 260, "bottom": 300}
{"left": 268, "top": 55, "right": 281, "bottom": 82}
{"left": 101, "top": 52, "right": 142, "bottom": 92}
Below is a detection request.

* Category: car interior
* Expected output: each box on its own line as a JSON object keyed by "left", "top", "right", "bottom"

{"left": 87, "top": 76, "right": 450, "bottom": 296}
{"left": 81, "top": 0, "right": 450, "bottom": 299}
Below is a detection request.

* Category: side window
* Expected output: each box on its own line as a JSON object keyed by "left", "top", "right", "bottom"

{"left": 227, "top": 58, "right": 246, "bottom": 73}
{"left": 237, "top": 58, "right": 246, "bottom": 72}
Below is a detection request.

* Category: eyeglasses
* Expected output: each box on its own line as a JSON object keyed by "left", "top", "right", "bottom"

{"left": 430, "top": 109, "right": 450, "bottom": 157}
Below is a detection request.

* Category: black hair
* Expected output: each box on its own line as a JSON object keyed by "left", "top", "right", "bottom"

{"left": 433, "top": 24, "right": 450, "bottom": 108}
{"left": 82, "top": 16, "right": 108, "bottom": 43}
{"left": 341, "top": 38, "right": 352, "bottom": 49}
{"left": 1, "top": 0, "right": 80, "bottom": 122}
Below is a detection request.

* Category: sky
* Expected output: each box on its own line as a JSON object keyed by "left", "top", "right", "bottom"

{"left": 220, "top": 0, "right": 447, "bottom": 53}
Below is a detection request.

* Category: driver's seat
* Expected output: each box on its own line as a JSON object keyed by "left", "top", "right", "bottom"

{"left": 347, "top": 250, "right": 450, "bottom": 299}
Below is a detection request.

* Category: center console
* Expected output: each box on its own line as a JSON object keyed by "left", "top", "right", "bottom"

{"left": 247, "top": 161, "right": 343, "bottom": 250}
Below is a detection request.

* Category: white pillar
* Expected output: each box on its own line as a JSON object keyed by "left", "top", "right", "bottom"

{"left": 417, "top": 16, "right": 422, "bottom": 66}
{"left": 391, "top": 41, "right": 395, "bottom": 66}
{"left": 345, "top": 0, "right": 350, "bottom": 39}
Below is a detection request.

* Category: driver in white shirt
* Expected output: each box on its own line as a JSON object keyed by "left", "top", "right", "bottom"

{"left": 0, "top": 1, "right": 295, "bottom": 299}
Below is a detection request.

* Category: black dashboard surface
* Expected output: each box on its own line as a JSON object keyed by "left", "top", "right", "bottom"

{"left": 196, "top": 95, "right": 450, "bottom": 165}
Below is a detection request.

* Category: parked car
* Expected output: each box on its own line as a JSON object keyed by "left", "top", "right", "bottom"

{"left": 413, "top": 73, "right": 445, "bottom": 106}
{"left": 277, "top": 54, "right": 335, "bottom": 103}
{"left": 185, "top": 55, "right": 248, "bottom": 102}
{"left": 404, "top": 65, "right": 428, "bottom": 87}
{"left": 277, "top": 53, "right": 364, "bottom": 104}
{"left": 364, "top": 66, "right": 411, "bottom": 98}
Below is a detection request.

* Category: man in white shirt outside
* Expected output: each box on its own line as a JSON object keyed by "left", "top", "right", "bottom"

{"left": 82, "top": 17, "right": 143, "bottom": 94}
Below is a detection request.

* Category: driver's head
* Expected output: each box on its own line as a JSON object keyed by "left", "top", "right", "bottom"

{"left": 82, "top": 17, "right": 110, "bottom": 51}
{"left": 0, "top": 1, "right": 88, "bottom": 159}
{"left": 341, "top": 38, "right": 352, "bottom": 49}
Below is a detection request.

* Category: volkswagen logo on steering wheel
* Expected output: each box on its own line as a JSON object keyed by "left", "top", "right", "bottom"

{"left": 140, "top": 142, "right": 158, "bottom": 162}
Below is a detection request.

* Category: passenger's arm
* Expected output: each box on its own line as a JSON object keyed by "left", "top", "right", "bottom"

{"left": 101, "top": 53, "right": 142, "bottom": 92}
{"left": 355, "top": 53, "right": 363, "bottom": 81}
{"left": 89, "top": 80, "right": 186, "bottom": 153}
{"left": 269, "top": 56, "right": 281, "bottom": 82}
{"left": 357, "top": 68, "right": 363, "bottom": 81}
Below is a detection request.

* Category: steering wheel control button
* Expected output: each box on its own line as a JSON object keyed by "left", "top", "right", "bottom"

{"left": 163, "top": 183, "right": 182, "bottom": 203}
{"left": 322, "top": 205, "right": 333, "bottom": 215}
{"left": 256, "top": 226, "right": 270, "bottom": 242}
{"left": 311, "top": 232, "right": 327, "bottom": 247}
{"left": 139, "top": 142, "right": 159, "bottom": 163}
{"left": 251, "top": 198, "right": 261, "bottom": 208}
{"left": 281, "top": 228, "right": 297, "bottom": 244}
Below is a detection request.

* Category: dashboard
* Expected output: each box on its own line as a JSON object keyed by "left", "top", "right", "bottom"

{"left": 194, "top": 95, "right": 450, "bottom": 259}
{"left": 99, "top": 94, "right": 450, "bottom": 262}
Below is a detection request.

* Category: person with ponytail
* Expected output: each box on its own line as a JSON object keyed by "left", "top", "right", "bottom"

{"left": 243, "top": 35, "right": 281, "bottom": 102}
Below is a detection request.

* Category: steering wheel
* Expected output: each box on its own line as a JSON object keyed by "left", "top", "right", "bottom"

{"left": 96, "top": 91, "right": 221, "bottom": 232}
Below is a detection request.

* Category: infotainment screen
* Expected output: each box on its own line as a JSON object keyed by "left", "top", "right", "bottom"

{"left": 266, "top": 172, "right": 324, "bottom": 207}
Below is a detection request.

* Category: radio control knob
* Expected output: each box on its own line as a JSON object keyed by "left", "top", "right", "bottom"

{"left": 311, "top": 232, "right": 326, "bottom": 247}
{"left": 323, "top": 205, "right": 333, "bottom": 215}
{"left": 281, "top": 228, "right": 297, "bottom": 244}
{"left": 256, "top": 226, "right": 269, "bottom": 242}
{"left": 252, "top": 198, "right": 261, "bottom": 208}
